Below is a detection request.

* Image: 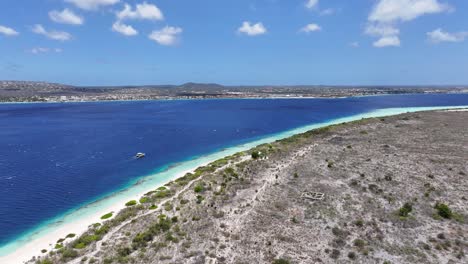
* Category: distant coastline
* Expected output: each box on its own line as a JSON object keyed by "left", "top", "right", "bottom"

{"left": 1, "top": 80, "right": 467, "bottom": 103}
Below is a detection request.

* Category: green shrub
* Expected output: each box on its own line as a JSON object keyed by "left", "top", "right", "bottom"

{"left": 435, "top": 203, "right": 452, "bottom": 219}
{"left": 74, "top": 242, "right": 86, "bottom": 249}
{"left": 149, "top": 204, "right": 158, "bottom": 210}
{"left": 194, "top": 184, "right": 204, "bottom": 193}
{"left": 125, "top": 200, "right": 137, "bottom": 206}
{"left": 66, "top": 233, "right": 76, "bottom": 238}
{"left": 196, "top": 195, "right": 204, "bottom": 204}
{"left": 139, "top": 197, "right": 150, "bottom": 203}
{"left": 61, "top": 248, "right": 78, "bottom": 259}
{"left": 154, "top": 189, "right": 170, "bottom": 198}
{"left": 101, "top": 212, "right": 113, "bottom": 220}
{"left": 41, "top": 249, "right": 47, "bottom": 253}
{"left": 117, "top": 247, "right": 132, "bottom": 257}
{"left": 353, "top": 239, "right": 366, "bottom": 248}
{"left": 164, "top": 203, "right": 173, "bottom": 211}
{"left": 398, "top": 202, "right": 413, "bottom": 217}
{"left": 251, "top": 151, "right": 260, "bottom": 159}
{"left": 54, "top": 243, "right": 63, "bottom": 249}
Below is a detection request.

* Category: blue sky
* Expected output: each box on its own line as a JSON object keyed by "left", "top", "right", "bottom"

{"left": 0, "top": 0, "right": 467, "bottom": 86}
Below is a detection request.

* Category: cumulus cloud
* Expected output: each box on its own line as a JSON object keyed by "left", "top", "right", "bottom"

{"left": 117, "top": 2, "right": 163, "bottom": 21}
{"left": 112, "top": 21, "right": 138, "bottom": 36}
{"left": 49, "top": 9, "right": 84, "bottom": 25}
{"left": 369, "top": 0, "right": 451, "bottom": 23}
{"left": 305, "top": 0, "right": 319, "bottom": 9}
{"left": 0, "top": 25, "right": 19, "bottom": 36}
{"left": 32, "top": 24, "right": 72, "bottom": 41}
{"left": 366, "top": 0, "right": 451, "bottom": 48}
{"left": 29, "top": 47, "right": 63, "bottom": 54}
{"left": 427, "top": 28, "right": 468, "bottom": 43}
{"left": 65, "top": 0, "right": 120, "bottom": 11}
{"left": 373, "top": 36, "right": 401, "bottom": 47}
{"left": 237, "top": 21, "right": 267, "bottom": 36}
{"left": 148, "top": 26, "right": 182, "bottom": 45}
{"left": 300, "top": 23, "right": 322, "bottom": 33}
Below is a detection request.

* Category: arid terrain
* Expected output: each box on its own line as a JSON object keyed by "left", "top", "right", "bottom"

{"left": 33, "top": 110, "right": 467, "bottom": 264}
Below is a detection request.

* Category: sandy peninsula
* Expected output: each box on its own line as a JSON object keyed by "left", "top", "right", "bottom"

{"left": 26, "top": 109, "right": 467, "bottom": 264}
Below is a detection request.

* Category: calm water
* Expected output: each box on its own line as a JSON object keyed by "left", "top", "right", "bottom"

{"left": 0, "top": 94, "right": 467, "bottom": 246}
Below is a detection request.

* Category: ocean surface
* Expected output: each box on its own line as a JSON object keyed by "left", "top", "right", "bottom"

{"left": 0, "top": 94, "right": 467, "bottom": 250}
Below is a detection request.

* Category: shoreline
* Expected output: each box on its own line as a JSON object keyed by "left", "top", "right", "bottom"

{"left": 1, "top": 105, "right": 468, "bottom": 264}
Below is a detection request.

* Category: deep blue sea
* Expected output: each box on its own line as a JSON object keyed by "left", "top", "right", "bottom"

{"left": 0, "top": 94, "right": 467, "bottom": 247}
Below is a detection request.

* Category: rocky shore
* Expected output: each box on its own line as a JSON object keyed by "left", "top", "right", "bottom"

{"left": 33, "top": 110, "right": 467, "bottom": 264}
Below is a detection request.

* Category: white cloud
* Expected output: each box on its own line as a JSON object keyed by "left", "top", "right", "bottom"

{"left": 300, "top": 23, "right": 322, "bottom": 33}
{"left": 117, "top": 2, "right": 163, "bottom": 21}
{"left": 305, "top": 0, "right": 319, "bottom": 9}
{"left": 65, "top": 0, "right": 120, "bottom": 11}
{"left": 29, "top": 47, "right": 63, "bottom": 54}
{"left": 366, "top": 0, "right": 451, "bottom": 48}
{"left": 49, "top": 9, "right": 84, "bottom": 25}
{"left": 365, "top": 24, "right": 399, "bottom": 37}
{"left": 373, "top": 36, "right": 401, "bottom": 47}
{"left": 237, "top": 21, "right": 267, "bottom": 36}
{"left": 32, "top": 24, "right": 72, "bottom": 41}
{"left": 0, "top": 25, "right": 19, "bottom": 36}
{"left": 112, "top": 21, "right": 138, "bottom": 36}
{"left": 369, "top": 0, "right": 451, "bottom": 23}
{"left": 427, "top": 28, "right": 468, "bottom": 43}
{"left": 148, "top": 26, "right": 182, "bottom": 46}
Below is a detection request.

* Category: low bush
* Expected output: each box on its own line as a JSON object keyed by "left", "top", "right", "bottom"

{"left": 61, "top": 248, "right": 78, "bottom": 260}
{"left": 251, "top": 151, "right": 260, "bottom": 159}
{"left": 435, "top": 203, "right": 452, "bottom": 219}
{"left": 139, "top": 197, "right": 150, "bottom": 203}
{"left": 398, "top": 202, "right": 413, "bottom": 217}
{"left": 101, "top": 212, "right": 113, "bottom": 220}
{"left": 196, "top": 195, "right": 205, "bottom": 204}
{"left": 194, "top": 184, "right": 204, "bottom": 193}
{"left": 125, "top": 200, "right": 137, "bottom": 206}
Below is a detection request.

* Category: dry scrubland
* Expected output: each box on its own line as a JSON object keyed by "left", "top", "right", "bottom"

{"left": 34, "top": 110, "right": 467, "bottom": 264}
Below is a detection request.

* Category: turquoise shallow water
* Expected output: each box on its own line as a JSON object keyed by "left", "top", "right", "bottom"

{"left": 0, "top": 94, "right": 467, "bottom": 257}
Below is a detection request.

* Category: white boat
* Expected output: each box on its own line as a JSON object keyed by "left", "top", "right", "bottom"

{"left": 135, "top": 152, "right": 146, "bottom": 159}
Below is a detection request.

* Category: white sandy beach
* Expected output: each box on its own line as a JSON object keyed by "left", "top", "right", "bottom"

{"left": 1, "top": 105, "right": 467, "bottom": 264}
{"left": 0, "top": 158, "right": 220, "bottom": 264}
